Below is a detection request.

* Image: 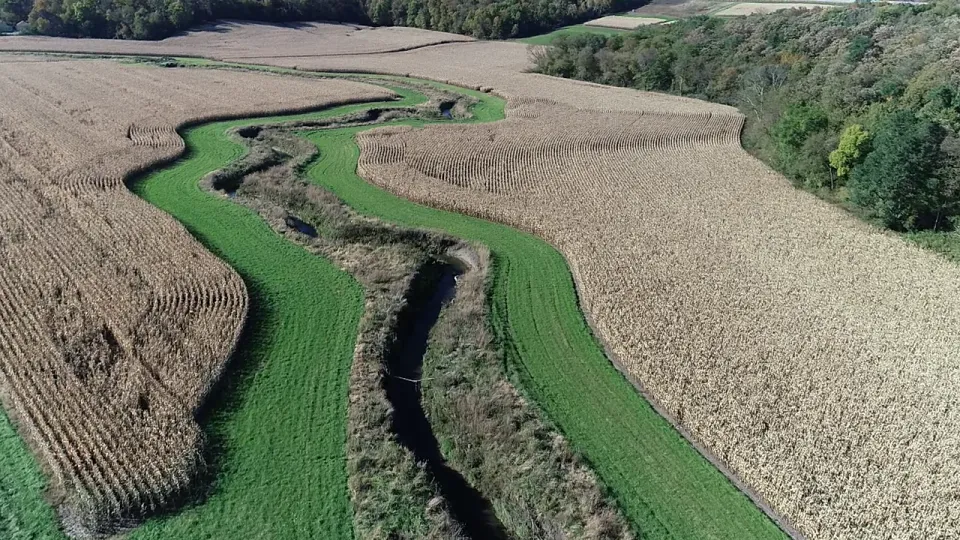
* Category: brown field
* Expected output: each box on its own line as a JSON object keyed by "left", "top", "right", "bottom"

{"left": 355, "top": 101, "right": 960, "bottom": 539}
{"left": 625, "top": 0, "right": 849, "bottom": 18}
{"left": 0, "top": 20, "right": 472, "bottom": 57}
{"left": 0, "top": 58, "right": 392, "bottom": 534}
{"left": 583, "top": 15, "right": 665, "bottom": 29}
{"left": 4, "top": 21, "right": 960, "bottom": 539}
{"left": 0, "top": 53, "right": 68, "bottom": 62}
{"left": 714, "top": 2, "right": 826, "bottom": 16}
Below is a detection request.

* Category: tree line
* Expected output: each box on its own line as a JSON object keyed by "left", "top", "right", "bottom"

{"left": 0, "top": 0, "right": 639, "bottom": 39}
{"left": 534, "top": 1, "right": 960, "bottom": 233}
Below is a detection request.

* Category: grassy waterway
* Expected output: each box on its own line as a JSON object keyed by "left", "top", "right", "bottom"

{"left": 0, "top": 64, "right": 785, "bottom": 539}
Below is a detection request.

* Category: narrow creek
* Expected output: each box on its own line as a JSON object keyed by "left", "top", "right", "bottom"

{"left": 440, "top": 101, "right": 455, "bottom": 119}
{"left": 384, "top": 260, "right": 510, "bottom": 540}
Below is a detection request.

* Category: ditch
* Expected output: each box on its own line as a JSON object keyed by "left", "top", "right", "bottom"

{"left": 383, "top": 260, "right": 509, "bottom": 540}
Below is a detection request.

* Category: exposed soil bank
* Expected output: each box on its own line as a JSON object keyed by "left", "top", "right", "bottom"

{"left": 384, "top": 260, "right": 508, "bottom": 540}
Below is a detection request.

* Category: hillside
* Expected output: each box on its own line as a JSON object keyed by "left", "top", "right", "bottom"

{"left": 534, "top": 1, "right": 960, "bottom": 243}
{"left": 0, "top": 0, "right": 641, "bottom": 39}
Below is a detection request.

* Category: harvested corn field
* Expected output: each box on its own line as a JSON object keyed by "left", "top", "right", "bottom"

{"left": 1, "top": 32, "right": 700, "bottom": 117}
{"left": 0, "top": 58, "right": 392, "bottom": 536}
{"left": 713, "top": 3, "right": 826, "bottom": 16}
{"left": 356, "top": 99, "right": 960, "bottom": 539}
{"left": 0, "top": 20, "right": 473, "bottom": 57}
{"left": 583, "top": 15, "right": 666, "bottom": 29}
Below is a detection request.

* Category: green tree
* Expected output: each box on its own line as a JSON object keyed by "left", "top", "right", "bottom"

{"left": 0, "top": 0, "right": 31, "bottom": 23}
{"left": 772, "top": 103, "right": 829, "bottom": 183}
{"left": 846, "top": 34, "right": 871, "bottom": 63}
{"left": 849, "top": 110, "right": 947, "bottom": 230}
{"left": 575, "top": 45, "right": 600, "bottom": 80}
{"left": 634, "top": 47, "right": 674, "bottom": 91}
{"left": 774, "top": 104, "right": 828, "bottom": 150}
{"left": 166, "top": 0, "right": 193, "bottom": 28}
{"left": 828, "top": 124, "right": 870, "bottom": 186}
{"left": 920, "top": 84, "right": 960, "bottom": 132}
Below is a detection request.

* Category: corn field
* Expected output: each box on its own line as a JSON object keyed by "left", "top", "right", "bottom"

{"left": 583, "top": 15, "right": 666, "bottom": 29}
{"left": 0, "top": 57, "right": 391, "bottom": 535}
{"left": 357, "top": 98, "right": 960, "bottom": 539}
{"left": 0, "top": 21, "right": 473, "bottom": 58}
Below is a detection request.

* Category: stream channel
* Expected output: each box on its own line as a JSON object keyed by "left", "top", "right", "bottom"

{"left": 384, "top": 259, "right": 509, "bottom": 540}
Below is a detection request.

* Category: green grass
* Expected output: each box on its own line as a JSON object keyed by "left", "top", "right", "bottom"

{"left": 906, "top": 230, "right": 960, "bottom": 264}
{"left": 0, "top": 64, "right": 784, "bottom": 539}
{"left": 0, "top": 413, "right": 61, "bottom": 539}
{"left": 125, "top": 106, "right": 379, "bottom": 539}
{"left": 128, "top": 82, "right": 496, "bottom": 538}
{"left": 515, "top": 24, "right": 629, "bottom": 45}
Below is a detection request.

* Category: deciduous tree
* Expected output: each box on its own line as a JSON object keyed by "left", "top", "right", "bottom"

{"left": 828, "top": 124, "right": 870, "bottom": 186}
{"left": 850, "top": 110, "right": 947, "bottom": 230}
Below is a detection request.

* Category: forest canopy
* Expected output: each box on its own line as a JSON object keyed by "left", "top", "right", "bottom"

{"left": 0, "top": 0, "right": 640, "bottom": 39}
{"left": 533, "top": 1, "right": 960, "bottom": 233}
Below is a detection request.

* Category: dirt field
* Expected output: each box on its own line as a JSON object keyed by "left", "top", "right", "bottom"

{"left": 583, "top": 15, "right": 665, "bottom": 29}
{"left": 0, "top": 58, "right": 392, "bottom": 535}
{"left": 3, "top": 21, "right": 960, "bottom": 539}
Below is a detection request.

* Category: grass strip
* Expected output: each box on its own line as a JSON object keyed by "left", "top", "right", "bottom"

{"left": 125, "top": 106, "right": 374, "bottom": 539}
{"left": 0, "top": 412, "right": 60, "bottom": 539}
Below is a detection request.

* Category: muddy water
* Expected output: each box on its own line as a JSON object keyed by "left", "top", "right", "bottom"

{"left": 384, "top": 261, "right": 509, "bottom": 540}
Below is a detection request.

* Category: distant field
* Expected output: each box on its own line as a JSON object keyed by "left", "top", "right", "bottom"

{"left": 626, "top": 0, "right": 843, "bottom": 18}
{"left": 516, "top": 14, "right": 667, "bottom": 44}
{"left": 714, "top": 2, "right": 826, "bottom": 15}
{"left": 514, "top": 24, "right": 627, "bottom": 45}
{"left": 0, "top": 21, "right": 473, "bottom": 56}
{"left": 583, "top": 15, "right": 667, "bottom": 29}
